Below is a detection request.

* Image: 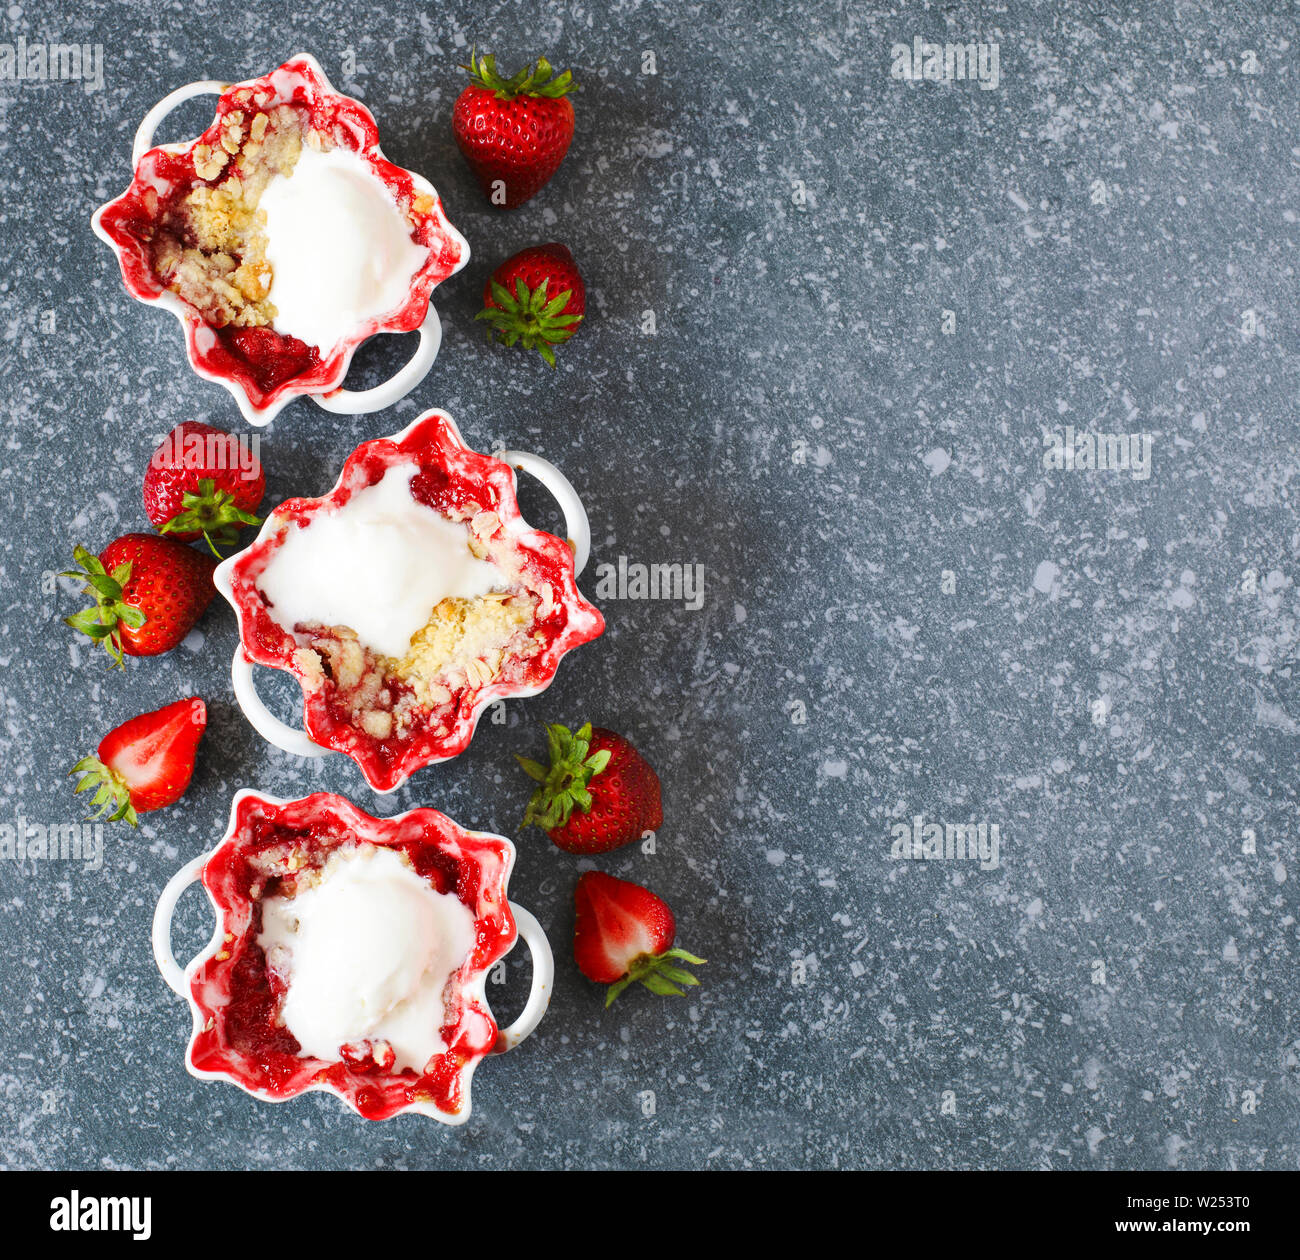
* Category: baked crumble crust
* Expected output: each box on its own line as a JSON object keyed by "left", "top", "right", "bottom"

{"left": 150, "top": 103, "right": 323, "bottom": 330}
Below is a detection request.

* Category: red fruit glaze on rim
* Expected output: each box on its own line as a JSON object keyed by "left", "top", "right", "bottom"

{"left": 186, "top": 791, "right": 516, "bottom": 1121}
{"left": 93, "top": 54, "right": 468, "bottom": 420}
{"left": 219, "top": 410, "right": 604, "bottom": 792}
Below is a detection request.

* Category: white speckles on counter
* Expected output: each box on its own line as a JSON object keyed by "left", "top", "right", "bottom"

{"left": 0, "top": 0, "right": 1296, "bottom": 1173}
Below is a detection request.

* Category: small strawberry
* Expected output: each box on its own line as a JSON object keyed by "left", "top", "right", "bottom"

{"left": 452, "top": 51, "right": 577, "bottom": 209}
{"left": 62, "top": 534, "right": 216, "bottom": 666}
{"left": 519, "top": 722, "right": 662, "bottom": 854}
{"left": 573, "top": 872, "right": 705, "bottom": 1007}
{"left": 144, "top": 421, "right": 265, "bottom": 556}
{"left": 69, "top": 697, "right": 207, "bottom": 826}
{"left": 476, "top": 243, "right": 585, "bottom": 367}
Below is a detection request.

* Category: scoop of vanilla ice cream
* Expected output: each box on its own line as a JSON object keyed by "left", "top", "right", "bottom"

{"left": 255, "top": 462, "right": 505, "bottom": 659}
{"left": 258, "top": 845, "right": 476, "bottom": 1071}
{"left": 259, "top": 145, "right": 428, "bottom": 352}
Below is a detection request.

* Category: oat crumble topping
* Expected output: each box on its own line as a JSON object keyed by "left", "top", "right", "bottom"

{"left": 150, "top": 103, "right": 325, "bottom": 329}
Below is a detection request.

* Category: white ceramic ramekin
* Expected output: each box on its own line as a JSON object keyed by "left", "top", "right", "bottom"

{"left": 152, "top": 789, "right": 553, "bottom": 1124}
{"left": 92, "top": 53, "right": 469, "bottom": 425}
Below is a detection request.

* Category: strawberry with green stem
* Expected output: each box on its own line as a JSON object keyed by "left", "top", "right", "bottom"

{"left": 476, "top": 243, "right": 585, "bottom": 367}
{"left": 69, "top": 697, "right": 207, "bottom": 826}
{"left": 62, "top": 534, "right": 216, "bottom": 667}
{"left": 452, "top": 51, "right": 577, "bottom": 209}
{"left": 573, "top": 872, "right": 706, "bottom": 1007}
{"left": 144, "top": 421, "right": 265, "bottom": 557}
{"left": 518, "top": 722, "right": 662, "bottom": 854}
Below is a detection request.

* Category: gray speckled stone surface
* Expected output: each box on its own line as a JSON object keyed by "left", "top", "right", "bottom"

{"left": 0, "top": 0, "right": 1297, "bottom": 1171}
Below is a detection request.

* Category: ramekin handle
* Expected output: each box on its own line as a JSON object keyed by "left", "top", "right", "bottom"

{"left": 151, "top": 853, "right": 209, "bottom": 998}
{"left": 492, "top": 904, "right": 555, "bottom": 1053}
{"left": 133, "top": 80, "right": 230, "bottom": 166}
{"left": 230, "top": 645, "right": 332, "bottom": 759}
{"left": 312, "top": 305, "right": 443, "bottom": 415}
{"left": 498, "top": 450, "right": 592, "bottom": 577}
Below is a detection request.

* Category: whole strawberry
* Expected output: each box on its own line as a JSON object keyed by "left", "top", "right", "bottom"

{"left": 69, "top": 697, "right": 206, "bottom": 826}
{"left": 476, "top": 243, "right": 585, "bottom": 366}
{"left": 62, "top": 535, "right": 216, "bottom": 666}
{"left": 144, "top": 421, "right": 265, "bottom": 556}
{"left": 452, "top": 51, "right": 576, "bottom": 209}
{"left": 518, "top": 721, "right": 662, "bottom": 853}
{"left": 573, "top": 872, "right": 705, "bottom": 1006}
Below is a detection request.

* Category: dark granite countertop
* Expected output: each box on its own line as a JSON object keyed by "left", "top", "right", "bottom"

{"left": 0, "top": 0, "right": 1296, "bottom": 1170}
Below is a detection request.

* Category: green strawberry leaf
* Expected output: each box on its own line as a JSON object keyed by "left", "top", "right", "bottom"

{"left": 520, "top": 721, "right": 611, "bottom": 832}
{"left": 61, "top": 543, "right": 144, "bottom": 669}
{"left": 158, "top": 478, "right": 262, "bottom": 557}
{"left": 463, "top": 49, "right": 579, "bottom": 100}
{"left": 67, "top": 754, "right": 137, "bottom": 827}
{"left": 656, "top": 966, "right": 702, "bottom": 987}
{"left": 641, "top": 972, "right": 685, "bottom": 997}
{"left": 603, "top": 947, "right": 708, "bottom": 1008}
{"left": 604, "top": 975, "right": 635, "bottom": 1008}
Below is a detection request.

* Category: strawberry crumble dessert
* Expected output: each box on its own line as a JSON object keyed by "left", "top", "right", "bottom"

{"left": 218, "top": 411, "right": 604, "bottom": 791}
{"left": 94, "top": 55, "right": 467, "bottom": 418}
{"left": 186, "top": 792, "right": 517, "bottom": 1121}
{"left": 258, "top": 459, "right": 543, "bottom": 742}
{"left": 152, "top": 105, "right": 428, "bottom": 358}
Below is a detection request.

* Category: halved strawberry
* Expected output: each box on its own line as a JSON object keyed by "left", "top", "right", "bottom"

{"left": 519, "top": 722, "right": 662, "bottom": 854}
{"left": 573, "top": 871, "right": 705, "bottom": 1007}
{"left": 69, "top": 697, "right": 207, "bottom": 826}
